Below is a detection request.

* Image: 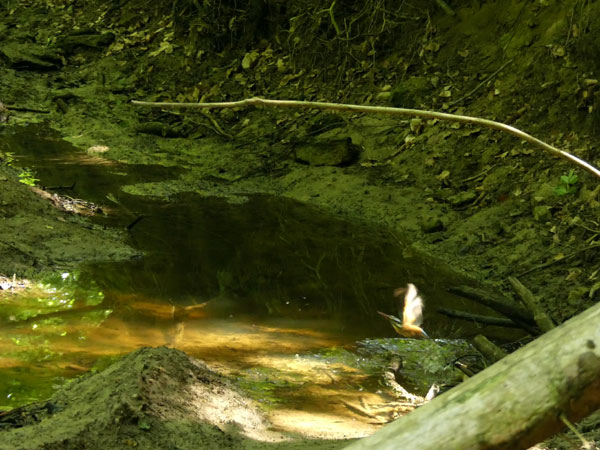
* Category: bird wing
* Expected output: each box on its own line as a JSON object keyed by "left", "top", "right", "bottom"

{"left": 402, "top": 283, "right": 425, "bottom": 327}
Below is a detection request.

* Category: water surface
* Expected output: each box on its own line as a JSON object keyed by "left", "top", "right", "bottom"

{"left": 0, "top": 125, "right": 512, "bottom": 436}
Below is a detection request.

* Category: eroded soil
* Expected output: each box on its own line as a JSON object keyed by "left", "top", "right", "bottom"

{"left": 0, "top": 347, "right": 350, "bottom": 450}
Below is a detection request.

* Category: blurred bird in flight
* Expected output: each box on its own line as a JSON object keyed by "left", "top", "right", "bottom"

{"left": 378, "top": 283, "right": 429, "bottom": 339}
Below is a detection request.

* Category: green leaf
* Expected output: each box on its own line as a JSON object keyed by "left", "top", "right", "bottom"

{"left": 555, "top": 186, "right": 568, "bottom": 196}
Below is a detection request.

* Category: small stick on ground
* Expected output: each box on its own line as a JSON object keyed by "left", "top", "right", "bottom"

{"left": 383, "top": 356, "right": 424, "bottom": 404}
{"left": 559, "top": 412, "right": 594, "bottom": 450}
{"left": 517, "top": 243, "right": 600, "bottom": 277}
{"left": 437, "top": 307, "right": 521, "bottom": 328}
{"left": 508, "top": 276, "right": 555, "bottom": 333}
{"left": 450, "top": 59, "right": 513, "bottom": 106}
{"left": 473, "top": 334, "right": 509, "bottom": 363}
{"left": 448, "top": 285, "right": 538, "bottom": 335}
{"left": 435, "top": 0, "right": 455, "bottom": 16}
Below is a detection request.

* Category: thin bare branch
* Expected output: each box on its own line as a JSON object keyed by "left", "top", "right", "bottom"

{"left": 131, "top": 97, "right": 600, "bottom": 179}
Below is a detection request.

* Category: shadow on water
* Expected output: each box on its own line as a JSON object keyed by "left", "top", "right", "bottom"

{"left": 0, "top": 124, "right": 519, "bottom": 435}
{"left": 82, "top": 193, "right": 482, "bottom": 335}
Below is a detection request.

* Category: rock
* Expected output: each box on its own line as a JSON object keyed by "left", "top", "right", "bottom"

{"left": 294, "top": 137, "right": 360, "bottom": 166}
{"left": 0, "top": 41, "right": 62, "bottom": 70}
{"left": 447, "top": 190, "right": 477, "bottom": 207}
{"left": 420, "top": 215, "right": 445, "bottom": 233}
{"left": 356, "top": 338, "right": 478, "bottom": 396}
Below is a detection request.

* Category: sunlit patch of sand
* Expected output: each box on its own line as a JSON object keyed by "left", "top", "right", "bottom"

{"left": 269, "top": 409, "right": 380, "bottom": 439}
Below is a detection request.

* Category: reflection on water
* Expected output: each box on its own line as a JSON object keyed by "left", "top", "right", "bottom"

{"left": 0, "top": 278, "right": 385, "bottom": 437}
{"left": 0, "top": 125, "right": 512, "bottom": 438}
{"left": 82, "top": 193, "right": 479, "bottom": 331}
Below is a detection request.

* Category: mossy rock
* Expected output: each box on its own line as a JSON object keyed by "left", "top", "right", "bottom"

{"left": 294, "top": 137, "right": 360, "bottom": 166}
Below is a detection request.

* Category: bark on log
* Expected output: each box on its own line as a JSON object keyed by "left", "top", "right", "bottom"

{"left": 344, "top": 301, "right": 600, "bottom": 450}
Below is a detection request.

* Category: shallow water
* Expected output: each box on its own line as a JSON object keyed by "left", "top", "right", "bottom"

{"left": 0, "top": 125, "right": 515, "bottom": 436}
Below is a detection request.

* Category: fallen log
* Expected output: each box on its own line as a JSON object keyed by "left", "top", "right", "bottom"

{"left": 344, "top": 301, "right": 600, "bottom": 450}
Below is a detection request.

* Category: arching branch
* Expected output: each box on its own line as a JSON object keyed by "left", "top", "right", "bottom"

{"left": 131, "top": 97, "right": 600, "bottom": 179}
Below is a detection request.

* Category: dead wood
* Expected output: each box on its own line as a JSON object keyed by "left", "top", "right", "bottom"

{"left": 131, "top": 97, "right": 600, "bottom": 179}
{"left": 508, "top": 276, "right": 555, "bottom": 333}
{"left": 437, "top": 307, "right": 521, "bottom": 328}
{"left": 343, "top": 301, "right": 600, "bottom": 450}
{"left": 472, "top": 334, "right": 509, "bottom": 363}
{"left": 448, "top": 285, "right": 538, "bottom": 334}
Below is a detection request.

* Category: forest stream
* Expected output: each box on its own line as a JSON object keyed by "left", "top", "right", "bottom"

{"left": 2, "top": 0, "right": 600, "bottom": 447}
{"left": 0, "top": 124, "right": 516, "bottom": 441}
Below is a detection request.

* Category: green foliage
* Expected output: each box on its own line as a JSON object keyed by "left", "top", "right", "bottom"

{"left": 555, "top": 169, "right": 578, "bottom": 196}
{"left": 0, "top": 151, "right": 15, "bottom": 165}
{"left": 0, "top": 151, "right": 38, "bottom": 185}
{"left": 18, "top": 168, "right": 39, "bottom": 186}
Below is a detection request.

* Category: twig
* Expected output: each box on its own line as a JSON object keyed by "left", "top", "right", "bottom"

{"left": 448, "top": 286, "right": 535, "bottom": 325}
{"left": 473, "top": 334, "right": 508, "bottom": 363}
{"left": 516, "top": 243, "right": 600, "bottom": 277}
{"left": 559, "top": 412, "right": 594, "bottom": 450}
{"left": 200, "top": 111, "right": 233, "bottom": 139}
{"left": 508, "top": 276, "right": 555, "bottom": 333}
{"left": 460, "top": 164, "right": 496, "bottom": 184}
{"left": 454, "top": 360, "right": 476, "bottom": 377}
{"left": 449, "top": 59, "right": 513, "bottom": 106}
{"left": 437, "top": 307, "right": 521, "bottom": 328}
{"left": 435, "top": 0, "right": 455, "bottom": 16}
{"left": 131, "top": 97, "right": 600, "bottom": 179}
{"left": 383, "top": 356, "right": 424, "bottom": 404}
{"left": 325, "top": 0, "right": 342, "bottom": 36}
{"left": 126, "top": 215, "right": 144, "bottom": 231}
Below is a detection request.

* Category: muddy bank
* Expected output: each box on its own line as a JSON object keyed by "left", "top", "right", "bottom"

{"left": 0, "top": 164, "right": 137, "bottom": 277}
